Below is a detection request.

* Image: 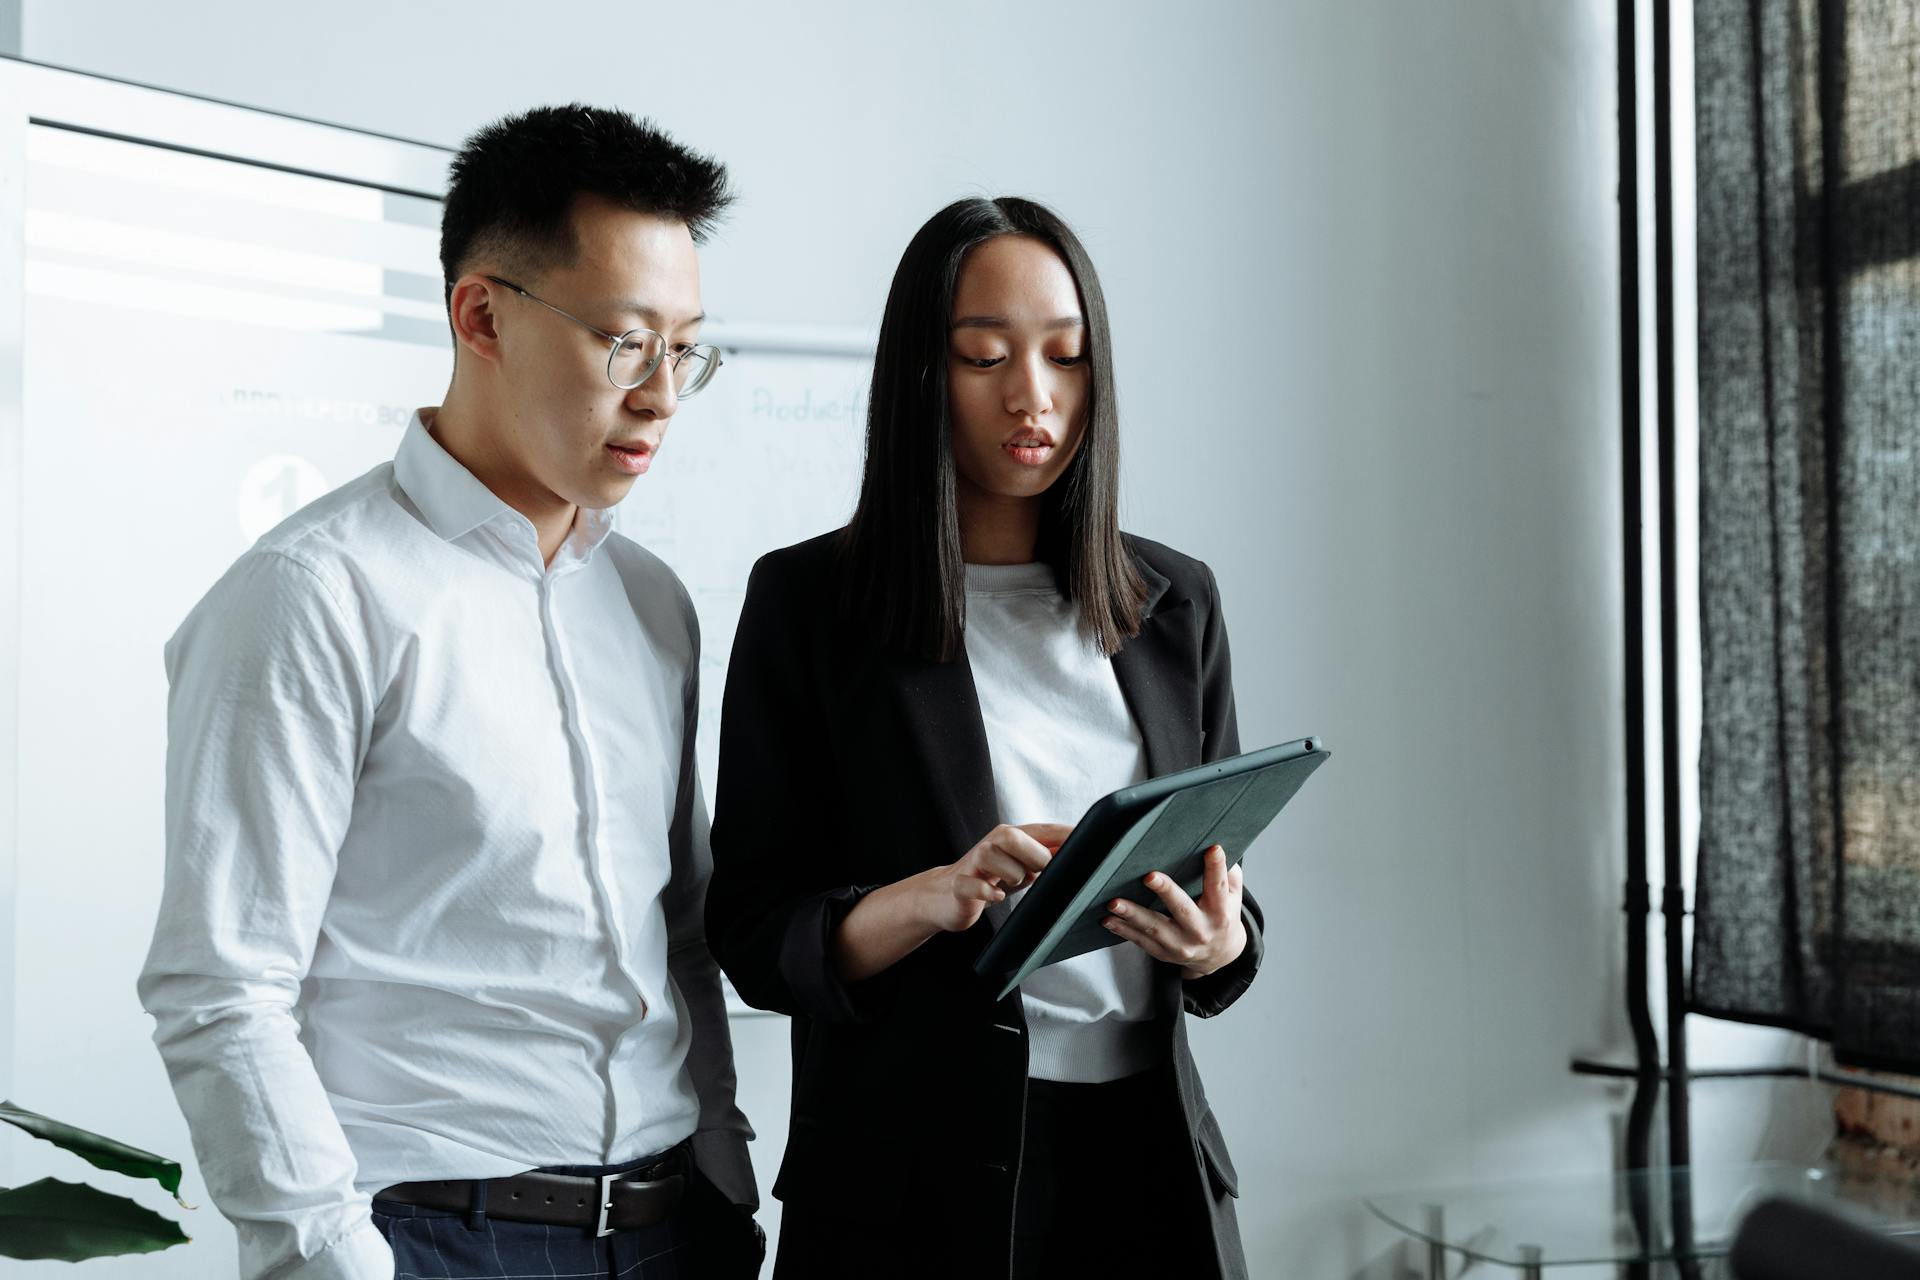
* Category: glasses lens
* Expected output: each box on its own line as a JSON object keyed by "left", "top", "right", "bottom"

{"left": 609, "top": 330, "right": 665, "bottom": 389}
{"left": 674, "top": 348, "right": 720, "bottom": 398}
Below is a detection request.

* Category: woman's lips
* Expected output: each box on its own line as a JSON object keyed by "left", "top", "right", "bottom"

{"left": 607, "top": 443, "right": 653, "bottom": 475}
{"left": 1004, "top": 440, "right": 1054, "bottom": 466}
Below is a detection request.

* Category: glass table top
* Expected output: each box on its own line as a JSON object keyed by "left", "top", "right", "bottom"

{"left": 1364, "top": 1162, "right": 1920, "bottom": 1267}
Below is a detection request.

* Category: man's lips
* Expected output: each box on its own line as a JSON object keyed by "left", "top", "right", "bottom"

{"left": 607, "top": 441, "right": 655, "bottom": 475}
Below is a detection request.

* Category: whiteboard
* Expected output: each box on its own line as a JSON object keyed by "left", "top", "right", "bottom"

{"left": 618, "top": 343, "right": 872, "bottom": 809}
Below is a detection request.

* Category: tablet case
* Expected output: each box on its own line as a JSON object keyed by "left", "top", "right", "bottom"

{"left": 973, "top": 737, "right": 1330, "bottom": 1000}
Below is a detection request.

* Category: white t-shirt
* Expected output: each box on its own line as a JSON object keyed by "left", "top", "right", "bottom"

{"left": 964, "top": 561, "right": 1167, "bottom": 1083}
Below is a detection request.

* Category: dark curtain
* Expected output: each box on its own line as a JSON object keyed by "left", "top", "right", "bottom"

{"left": 1694, "top": 0, "right": 1920, "bottom": 1070}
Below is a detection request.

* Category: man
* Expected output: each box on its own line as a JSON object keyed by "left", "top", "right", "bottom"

{"left": 138, "top": 104, "right": 760, "bottom": 1280}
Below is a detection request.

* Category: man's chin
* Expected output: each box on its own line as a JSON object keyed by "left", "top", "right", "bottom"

{"left": 566, "top": 476, "right": 638, "bottom": 513}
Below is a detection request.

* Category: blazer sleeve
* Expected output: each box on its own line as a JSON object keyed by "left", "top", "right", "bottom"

{"left": 1182, "top": 561, "right": 1265, "bottom": 1019}
{"left": 706, "top": 553, "right": 902, "bottom": 1025}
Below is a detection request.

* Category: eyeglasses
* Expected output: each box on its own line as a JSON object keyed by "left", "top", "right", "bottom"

{"left": 483, "top": 275, "right": 723, "bottom": 397}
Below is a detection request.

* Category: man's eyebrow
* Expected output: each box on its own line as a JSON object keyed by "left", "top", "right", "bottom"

{"left": 612, "top": 301, "right": 706, "bottom": 330}
{"left": 950, "top": 314, "right": 1084, "bottom": 331}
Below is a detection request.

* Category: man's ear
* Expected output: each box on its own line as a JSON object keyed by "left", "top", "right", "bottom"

{"left": 449, "top": 274, "right": 505, "bottom": 366}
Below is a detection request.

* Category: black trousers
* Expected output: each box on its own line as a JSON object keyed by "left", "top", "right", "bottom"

{"left": 771, "top": 1063, "right": 1226, "bottom": 1279}
{"left": 1012, "top": 1062, "right": 1219, "bottom": 1280}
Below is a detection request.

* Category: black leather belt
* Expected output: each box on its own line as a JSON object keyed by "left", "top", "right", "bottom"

{"left": 375, "top": 1144, "right": 688, "bottom": 1237}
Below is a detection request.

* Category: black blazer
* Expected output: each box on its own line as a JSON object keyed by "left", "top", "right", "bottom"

{"left": 707, "top": 530, "right": 1261, "bottom": 1280}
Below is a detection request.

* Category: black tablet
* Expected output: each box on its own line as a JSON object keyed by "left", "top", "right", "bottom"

{"left": 972, "top": 737, "right": 1330, "bottom": 1000}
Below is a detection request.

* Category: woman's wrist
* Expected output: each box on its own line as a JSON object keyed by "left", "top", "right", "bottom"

{"left": 1180, "top": 913, "right": 1249, "bottom": 981}
{"left": 833, "top": 873, "right": 941, "bottom": 981}
{"left": 867, "top": 870, "right": 940, "bottom": 935}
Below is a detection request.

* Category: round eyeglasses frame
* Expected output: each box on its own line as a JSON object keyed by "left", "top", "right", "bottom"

{"left": 483, "top": 274, "right": 723, "bottom": 396}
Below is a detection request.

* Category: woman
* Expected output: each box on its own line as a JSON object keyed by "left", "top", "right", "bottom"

{"left": 707, "top": 197, "right": 1260, "bottom": 1280}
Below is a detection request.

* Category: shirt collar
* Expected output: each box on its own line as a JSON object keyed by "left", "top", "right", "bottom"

{"left": 555, "top": 502, "right": 617, "bottom": 565}
{"left": 394, "top": 409, "right": 518, "bottom": 543}
{"left": 393, "top": 409, "right": 618, "bottom": 565}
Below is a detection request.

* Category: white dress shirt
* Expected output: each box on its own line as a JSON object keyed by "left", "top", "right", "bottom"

{"left": 966, "top": 562, "right": 1168, "bottom": 1083}
{"left": 138, "top": 410, "right": 752, "bottom": 1280}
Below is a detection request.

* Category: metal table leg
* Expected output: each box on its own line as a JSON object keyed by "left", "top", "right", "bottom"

{"left": 1519, "top": 1243, "right": 1543, "bottom": 1280}
{"left": 1425, "top": 1204, "right": 1446, "bottom": 1280}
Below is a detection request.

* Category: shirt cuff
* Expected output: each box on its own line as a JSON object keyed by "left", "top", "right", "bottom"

{"left": 271, "top": 1220, "right": 393, "bottom": 1280}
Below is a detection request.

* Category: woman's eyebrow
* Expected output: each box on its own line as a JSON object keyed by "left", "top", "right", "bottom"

{"left": 951, "top": 314, "right": 1084, "bottom": 330}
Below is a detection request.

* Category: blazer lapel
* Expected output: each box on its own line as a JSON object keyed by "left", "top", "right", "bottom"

{"left": 891, "top": 648, "right": 999, "bottom": 866}
{"left": 1110, "top": 555, "right": 1203, "bottom": 778}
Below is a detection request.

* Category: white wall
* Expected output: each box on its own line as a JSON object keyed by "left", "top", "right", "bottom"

{"left": 6, "top": 1, "right": 1812, "bottom": 1275}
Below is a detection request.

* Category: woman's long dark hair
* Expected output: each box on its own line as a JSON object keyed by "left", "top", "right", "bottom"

{"left": 839, "top": 196, "right": 1147, "bottom": 661}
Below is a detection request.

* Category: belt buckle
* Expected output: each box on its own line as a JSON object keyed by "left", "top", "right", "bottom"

{"left": 595, "top": 1171, "right": 618, "bottom": 1238}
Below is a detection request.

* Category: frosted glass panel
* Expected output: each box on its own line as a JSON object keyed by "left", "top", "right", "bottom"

{"left": 26, "top": 125, "right": 445, "bottom": 343}
{"left": 11, "top": 125, "right": 448, "bottom": 1280}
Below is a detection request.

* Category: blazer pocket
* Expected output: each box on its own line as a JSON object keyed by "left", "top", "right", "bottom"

{"left": 1195, "top": 1108, "right": 1241, "bottom": 1199}
{"left": 772, "top": 1119, "right": 918, "bottom": 1215}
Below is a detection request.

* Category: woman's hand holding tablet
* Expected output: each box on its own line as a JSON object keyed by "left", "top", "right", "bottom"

{"left": 974, "top": 738, "right": 1330, "bottom": 999}
{"left": 1103, "top": 844, "right": 1248, "bottom": 979}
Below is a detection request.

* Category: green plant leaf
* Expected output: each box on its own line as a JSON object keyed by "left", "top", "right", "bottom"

{"left": 0, "top": 1178, "right": 190, "bottom": 1260}
{"left": 0, "top": 1100, "right": 185, "bottom": 1201}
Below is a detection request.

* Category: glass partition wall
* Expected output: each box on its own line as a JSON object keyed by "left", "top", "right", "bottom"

{"left": 0, "top": 59, "right": 453, "bottom": 1277}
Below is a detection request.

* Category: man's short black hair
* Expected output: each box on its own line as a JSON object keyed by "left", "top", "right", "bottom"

{"left": 439, "top": 104, "right": 733, "bottom": 309}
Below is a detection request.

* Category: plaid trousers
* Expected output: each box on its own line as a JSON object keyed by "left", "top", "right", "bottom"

{"left": 371, "top": 1147, "right": 763, "bottom": 1280}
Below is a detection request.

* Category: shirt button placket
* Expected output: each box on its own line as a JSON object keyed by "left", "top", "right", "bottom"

{"left": 541, "top": 566, "right": 649, "bottom": 1154}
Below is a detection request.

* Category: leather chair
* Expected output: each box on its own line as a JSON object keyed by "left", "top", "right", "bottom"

{"left": 1730, "top": 1196, "right": 1920, "bottom": 1279}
